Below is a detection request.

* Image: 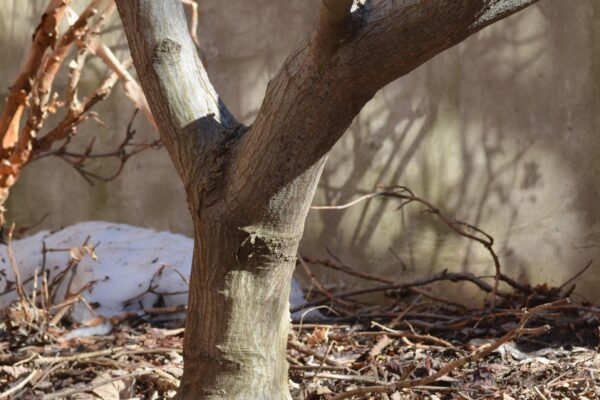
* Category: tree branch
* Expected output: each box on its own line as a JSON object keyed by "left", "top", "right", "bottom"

{"left": 472, "top": 0, "right": 541, "bottom": 29}
{"left": 117, "top": 0, "right": 542, "bottom": 229}
{"left": 227, "top": 0, "right": 541, "bottom": 226}
{"left": 0, "top": 0, "right": 73, "bottom": 153}
{"left": 115, "top": 0, "right": 240, "bottom": 185}
{"left": 341, "top": 0, "right": 543, "bottom": 90}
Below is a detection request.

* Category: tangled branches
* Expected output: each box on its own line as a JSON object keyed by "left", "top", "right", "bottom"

{"left": 311, "top": 186, "right": 527, "bottom": 303}
{"left": 0, "top": 0, "right": 202, "bottom": 226}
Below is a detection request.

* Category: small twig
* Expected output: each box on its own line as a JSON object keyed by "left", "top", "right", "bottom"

{"left": 0, "top": 369, "right": 39, "bottom": 399}
{"left": 299, "top": 372, "right": 386, "bottom": 385}
{"left": 6, "top": 223, "right": 32, "bottom": 312}
{"left": 331, "top": 299, "right": 570, "bottom": 399}
{"left": 14, "top": 213, "right": 50, "bottom": 237}
{"left": 405, "top": 286, "right": 465, "bottom": 309}
{"left": 291, "top": 270, "right": 505, "bottom": 313}
{"left": 298, "top": 254, "right": 337, "bottom": 303}
{"left": 312, "top": 341, "right": 336, "bottom": 383}
{"left": 181, "top": 0, "right": 201, "bottom": 50}
{"left": 288, "top": 339, "right": 345, "bottom": 368}
{"left": 311, "top": 186, "right": 505, "bottom": 302}
{"left": 300, "top": 255, "right": 394, "bottom": 285}
{"left": 533, "top": 386, "right": 550, "bottom": 400}
{"left": 289, "top": 364, "right": 346, "bottom": 371}
{"left": 30, "top": 362, "right": 65, "bottom": 391}
{"left": 358, "top": 329, "right": 455, "bottom": 349}
{"left": 311, "top": 191, "right": 389, "bottom": 210}
{"left": 38, "top": 109, "right": 162, "bottom": 185}
{"left": 122, "top": 261, "right": 189, "bottom": 307}
{"left": 558, "top": 259, "right": 593, "bottom": 291}
{"left": 389, "top": 294, "right": 421, "bottom": 328}
{"left": 24, "top": 345, "right": 183, "bottom": 366}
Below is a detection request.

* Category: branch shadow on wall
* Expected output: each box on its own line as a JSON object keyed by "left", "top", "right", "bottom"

{"left": 303, "top": 1, "right": 600, "bottom": 301}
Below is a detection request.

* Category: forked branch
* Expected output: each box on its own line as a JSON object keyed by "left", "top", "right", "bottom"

{"left": 227, "top": 0, "right": 542, "bottom": 224}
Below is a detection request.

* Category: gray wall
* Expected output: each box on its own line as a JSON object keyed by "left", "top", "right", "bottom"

{"left": 5, "top": 1, "right": 600, "bottom": 301}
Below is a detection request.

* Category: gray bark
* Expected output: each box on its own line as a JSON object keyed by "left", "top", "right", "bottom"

{"left": 116, "top": 0, "right": 541, "bottom": 398}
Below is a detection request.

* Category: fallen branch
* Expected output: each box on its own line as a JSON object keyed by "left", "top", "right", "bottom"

{"left": 357, "top": 330, "right": 455, "bottom": 349}
{"left": 331, "top": 299, "right": 569, "bottom": 399}
{"left": 0, "top": 369, "right": 40, "bottom": 399}
{"left": 311, "top": 186, "right": 506, "bottom": 301}
{"left": 290, "top": 270, "right": 505, "bottom": 314}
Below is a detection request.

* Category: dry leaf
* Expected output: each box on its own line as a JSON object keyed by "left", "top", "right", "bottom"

{"left": 0, "top": 365, "right": 30, "bottom": 378}
{"left": 369, "top": 335, "right": 392, "bottom": 358}
{"left": 91, "top": 371, "right": 129, "bottom": 399}
{"left": 69, "top": 244, "right": 97, "bottom": 261}
{"left": 307, "top": 326, "right": 330, "bottom": 346}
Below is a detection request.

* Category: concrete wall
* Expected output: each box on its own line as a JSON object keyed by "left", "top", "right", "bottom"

{"left": 4, "top": 1, "right": 600, "bottom": 301}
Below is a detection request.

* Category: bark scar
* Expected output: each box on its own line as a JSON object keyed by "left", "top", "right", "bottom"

{"left": 234, "top": 228, "right": 299, "bottom": 266}
{"left": 153, "top": 37, "right": 182, "bottom": 65}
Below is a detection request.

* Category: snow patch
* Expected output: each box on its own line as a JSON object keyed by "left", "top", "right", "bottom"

{"left": 0, "top": 221, "right": 311, "bottom": 323}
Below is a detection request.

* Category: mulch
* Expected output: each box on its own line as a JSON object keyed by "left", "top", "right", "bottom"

{"left": 1, "top": 269, "right": 598, "bottom": 400}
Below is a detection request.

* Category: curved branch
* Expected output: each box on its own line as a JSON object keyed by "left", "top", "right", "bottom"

{"left": 115, "top": 0, "right": 240, "bottom": 184}
{"left": 338, "top": 0, "right": 542, "bottom": 90}
{"left": 227, "top": 0, "right": 541, "bottom": 225}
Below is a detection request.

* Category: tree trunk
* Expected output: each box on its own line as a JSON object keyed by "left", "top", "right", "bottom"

{"left": 179, "top": 218, "right": 301, "bottom": 398}
{"left": 116, "top": 1, "right": 544, "bottom": 398}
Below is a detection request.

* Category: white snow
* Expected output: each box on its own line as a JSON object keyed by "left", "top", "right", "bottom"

{"left": 0, "top": 221, "right": 311, "bottom": 325}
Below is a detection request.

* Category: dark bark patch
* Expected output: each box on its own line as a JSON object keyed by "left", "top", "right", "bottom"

{"left": 153, "top": 38, "right": 182, "bottom": 66}
{"left": 235, "top": 229, "right": 298, "bottom": 268}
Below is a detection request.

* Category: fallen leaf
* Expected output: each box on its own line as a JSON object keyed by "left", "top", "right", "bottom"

{"left": 91, "top": 371, "right": 128, "bottom": 399}
{"left": 0, "top": 365, "right": 30, "bottom": 378}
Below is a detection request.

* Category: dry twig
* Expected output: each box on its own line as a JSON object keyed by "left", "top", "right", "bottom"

{"left": 0, "top": 0, "right": 160, "bottom": 226}
{"left": 311, "top": 186, "right": 509, "bottom": 301}
{"left": 331, "top": 299, "right": 569, "bottom": 399}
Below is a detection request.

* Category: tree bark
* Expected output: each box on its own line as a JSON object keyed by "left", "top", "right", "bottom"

{"left": 116, "top": 0, "right": 543, "bottom": 398}
{"left": 179, "top": 218, "right": 300, "bottom": 398}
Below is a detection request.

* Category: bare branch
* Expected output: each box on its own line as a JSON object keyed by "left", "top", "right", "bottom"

{"left": 27, "top": 0, "right": 109, "bottom": 139}
{"left": 34, "top": 70, "right": 120, "bottom": 154}
{"left": 227, "top": 0, "right": 541, "bottom": 226}
{"left": 38, "top": 109, "right": 162, "bottom": 184}
{"left": 344, "top": 0, "right": 543, "bottom": 90}
{"left": 115, "top": 0, "right": 240, "bottom": 185}
{"left": 0, "top": 0, "right": 73, "bottom": 153}
{"left": 89, "top": 42, "right": 156, "bottom": 128}
{"left": 181, "top": 0, "right": 201, "bottom": 50}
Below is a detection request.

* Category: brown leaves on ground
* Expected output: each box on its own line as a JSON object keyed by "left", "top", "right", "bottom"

{"left": 0, "top": 293, "right": 598, "bottom": 399}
